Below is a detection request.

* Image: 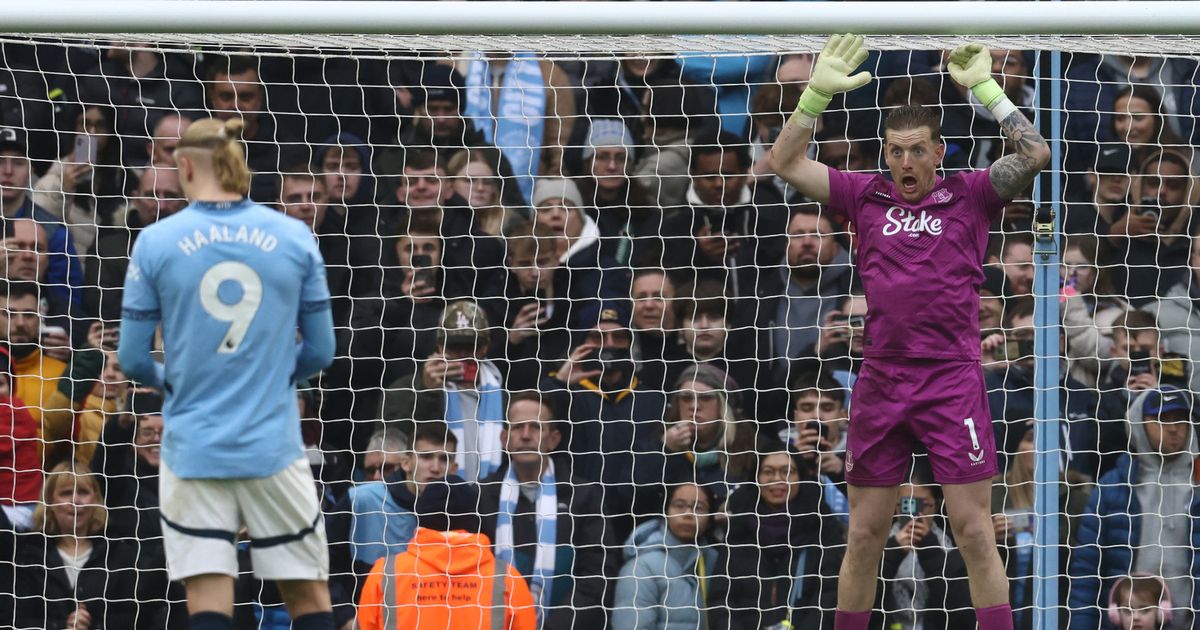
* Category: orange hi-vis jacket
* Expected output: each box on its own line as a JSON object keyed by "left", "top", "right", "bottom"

{"left": 357, "top": 527, "right": 537, "bottom": 630}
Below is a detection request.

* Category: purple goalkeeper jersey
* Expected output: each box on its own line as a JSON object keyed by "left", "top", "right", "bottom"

{"left": 826, "top": 168, "right": 1006, "bottom": 361}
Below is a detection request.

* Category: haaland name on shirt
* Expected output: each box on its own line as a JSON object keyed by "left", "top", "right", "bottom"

{"left": 177, "top": 223, "right": 279, "bottom": 256}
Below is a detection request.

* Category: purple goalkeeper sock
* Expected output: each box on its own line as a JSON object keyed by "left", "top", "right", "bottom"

{"left": 834, "top": 609, "right": 871, "bottom": 630}
{"left": 976, "top": 604, "right": 1014, "bottom": 630}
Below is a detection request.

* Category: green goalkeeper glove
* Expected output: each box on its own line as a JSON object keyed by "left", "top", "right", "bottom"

{"left": 947, "top": 43, "right": 1005, "bottom": 108}
{"left": 794, "top": 34, "right": 872, "bottom": 121}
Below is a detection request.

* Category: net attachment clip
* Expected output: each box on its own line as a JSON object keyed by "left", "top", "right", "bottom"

{"left": 1033, "top": 208, "right": 1056, "bottom": 260}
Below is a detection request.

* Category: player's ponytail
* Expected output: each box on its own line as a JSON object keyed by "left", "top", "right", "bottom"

{"left": 211, "top": 118, "right": 251, "bottom": 196}
{"left": 177, "top": 117, "right": 252, "bottom": 196}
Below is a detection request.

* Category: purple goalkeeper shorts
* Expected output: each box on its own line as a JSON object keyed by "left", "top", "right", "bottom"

{"left": 845, "top": 357, "right": 997, "bottom": 487}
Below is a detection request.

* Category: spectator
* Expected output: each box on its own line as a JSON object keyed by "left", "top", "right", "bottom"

{"left": 661, "top": 129, "right": 789, "bottom": 298}
{"left": 744, "top": 205, "right": 852, "bottom": 372}
{"left": 446, "top": 146, "right": 517, "bottom": 237}
{"left": 85, "top": 165, "right": 186, "bottom": 321}
{"left": 1069, "top": 386, "right": 1200, "bottom": 630}
{"left": 659, "top": 365, "right": 755, "bottom": 495}
{"left": 0, "top": 217, "right": 71, "bottom": 324}
{"left": 9, "top": 462, "right": 138, "bottom": 630}
{"left": 79, "top": 43, "right": 203, "bottom": 166}
{"left": 1064, "top": 53, "right": 1200, "bottom": 171}
{"left": 381, "top": 300, "right": 504, "bottom": 482}
{"left": 359, "top": 426, "right": 406, "bottom": 483}
{"left": 276, "top": 162, "right": 330, "bottom": 232}
{"left": 1064, "top": 234, "right": 1131, "bottom": 337}
{"left": 391, "top": 147, "right": 506, "bottom": 301}
{"left": 875, "top": 467, "right": 974, "bottom": 630}
{"left": 1106, "top": 148, "right": 1194, "bottom": 305}
{"left": 783, "top": 372, "right": 850, "bottom": 525}
{"left": 461, "top": 52, "right": 577, "bottom": 202}
{"left": 0, "top": 346, "right": 39, "bottom": 531}
{"left": 1111, "top": 85, "right": 1191, "bottom": 162}
{"left": 748, "top": 82, "right": 802, "bottom": 193}
{"left": 0, "top": 281, "right": 67, "bottom": 462}
{"left": 574, "top": 118, "right": 657, "bottom": 267}
{"left": 1065, "top": 143, "right": 1135, "bottom": 236}
{"left": 997, "top": 232, "right": 1035, "bottom": 298}
{"left": 1097, "top": 311, "right": 1167, "bottom": 428}
{"left": 40, "top": 323, "right": 119, "bottom": 467}
{"left": 542, "top": 301, "right": 667, "bottom": 544}
{"left": 719, "top": 441, "right": 844, "bottom": 630}
{"left": 204, "top": 55, "right": 290, "bottom": 195}
{"left": 1151, "top": 230, "right": 1200, "bottom": 393}
{"left": 630, "top": 268, "right": 688, "bottom": 393}
{"left": 531, "top": 177, "right": 630, "bottom": 326}
{"left": 0, "top": 126, "right": 82, "bottom": 312}
{"left": 356, "top": 476, "right": 536, "bottom": 630}
{"left": 613, "top": 481, "right": 724, "bottom": 630}
{"left": 90, "top": 389, "right": 183, "bottom": 628}
{"left": 479, "top": 391, "right": 609, "bottom": 627}
{"left": 499, "top": 222, "right": 569, "bottom": 391}
{"left": 1108, "top": 574, "right": 1174, "bottom": 630}
{"left": 338, "top": 423, "right": 456, "bottom": 578}
{"left": 377, "top": 62, "right": 485, "bottom": 172}
{"left": 33, "top": 104, "right": 128, "bottom": 253}
{"left": 985, "top": 298, "right": 1107, "bottom": 479}
{"left": 813, "top": 291, "right": 869, "bottom": 390}
{"left": 145, "top": 113, "right": 192, "bottom": 168}
{"left": 991, "top": 421, "right": 1093, "bottom": 630}
{"left": 633, "top": 79, "right": 715, "bottom": 208}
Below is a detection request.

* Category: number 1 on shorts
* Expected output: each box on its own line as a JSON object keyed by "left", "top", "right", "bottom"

{"left": 963, "top": 417, "right": 981, "bottom": 451}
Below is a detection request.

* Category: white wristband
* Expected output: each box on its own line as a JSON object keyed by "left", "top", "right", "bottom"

{"left": 988, "top": 94, "right": 1018, "bottom": 122}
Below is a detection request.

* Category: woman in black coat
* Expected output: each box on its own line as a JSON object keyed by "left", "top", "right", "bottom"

{"left": 713, "top": 440, "right": 845, "bottom": 630}
{"left": 11, "top": 462, "right": 138, "bottom": 630}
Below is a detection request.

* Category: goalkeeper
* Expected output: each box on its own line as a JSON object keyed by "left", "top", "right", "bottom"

{"left": 768, "top": 36, "right": 1049, "bottom": 630}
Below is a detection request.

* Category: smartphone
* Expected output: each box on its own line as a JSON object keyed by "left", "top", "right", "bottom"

{"left": 410, "top": 254, "right": 437, "bottom": 289}
{"left": 1136, "top": 196, "right": 1161, "bottom": 219}
{"left": 456, "top": 358, "right": 478, "bottom": 385}
{"left": 41, "top": 325, "right": 66, "bottom": 341}
{"left": 1129, "top": 349, "right": 1153, "bottom": 376}
{"left": 1005, "top": 510, "right": 1033, "bottom": 534}
{"left": 847, "top": 315, "right": 865, "bottom": 329}
{"left": 702, "top": 208, "right": 731, "bottom": 235}
{"left": 535, "top": 286, "right": 553, "bottom": 321}
{"left": 73, "top": 134, "right": 97, "bottom": 164}
{"left": 806, "top": 420, "right": 829, "bottom": 448}
{"left": 993, "top": 341, "right": 1020, "bottom": 362}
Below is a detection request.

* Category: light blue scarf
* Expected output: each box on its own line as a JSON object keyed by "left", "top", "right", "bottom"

{"left": 464, "top": 53, "right": 545, "bottom": 204}
{"left": 495, "top": 459, "right": 558, "bottom": 626}
{"left": 444, "top": 379, "right": 506, "bottom": 480}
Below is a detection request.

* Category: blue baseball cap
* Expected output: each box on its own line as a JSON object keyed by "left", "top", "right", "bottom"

{"left": 1143, "top": 386, "right": 1192, "bottom": 417}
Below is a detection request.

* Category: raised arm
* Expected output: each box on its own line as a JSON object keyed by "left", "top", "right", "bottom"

{"left": 947, "top": 45, "right": 1051, "bottom": 199}
{"left": 768, "top": 34, "right": 872, "bottom": 204}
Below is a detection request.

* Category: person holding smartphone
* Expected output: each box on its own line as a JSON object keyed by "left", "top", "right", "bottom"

{"left": 878, "top": 466, "right": 973, "bottom": 630}
{"left": 382, "top": 300, "right": 506, "bottom": 483}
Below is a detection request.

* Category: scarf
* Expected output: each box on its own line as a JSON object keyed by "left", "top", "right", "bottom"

{"left": 890, "top": 520, "right": 953, "bottom": 630}
{"left": 495, "top": 458, "right": 558, "bottom": 625}
{"left": 464, "top": 53, "right": 545, "bottom": 205}
{"left": 444, "top": 361, "right": 506, "bottom": 480}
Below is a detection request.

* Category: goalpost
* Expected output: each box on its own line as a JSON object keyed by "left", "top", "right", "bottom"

{"left": 2, "top": 2, "right": 1199, "bottom": 629}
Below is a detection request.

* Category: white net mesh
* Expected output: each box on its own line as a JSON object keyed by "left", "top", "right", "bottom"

{"left": 0, "top": 30, "right": 1193, "bottom": 630}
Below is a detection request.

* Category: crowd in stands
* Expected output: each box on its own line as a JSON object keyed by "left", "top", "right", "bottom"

{"left": 0, "top": 39, "right": 1197, "bottom": 630}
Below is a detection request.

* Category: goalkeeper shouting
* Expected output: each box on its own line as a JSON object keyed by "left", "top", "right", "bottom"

{"left": 768, "top": 36, "right": 1049, "bottom": 630}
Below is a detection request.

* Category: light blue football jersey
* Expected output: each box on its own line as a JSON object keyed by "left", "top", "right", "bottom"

{"left": 121, "top": 199, "right": 330, "bottom": 479}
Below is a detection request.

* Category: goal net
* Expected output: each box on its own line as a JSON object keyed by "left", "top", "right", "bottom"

{"left": 0, "top": 20, "right": 1194, "bottom": 630}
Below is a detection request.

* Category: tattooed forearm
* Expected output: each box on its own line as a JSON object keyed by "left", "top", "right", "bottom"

{"left": 989, "top": 109, "right": 1052, "bottom": 199}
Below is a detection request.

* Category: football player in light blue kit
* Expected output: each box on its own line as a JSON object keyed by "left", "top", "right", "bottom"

{"left": 118, "top": 117, "right": 337, "bottom": 630}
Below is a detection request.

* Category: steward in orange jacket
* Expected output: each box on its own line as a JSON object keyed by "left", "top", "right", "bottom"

{"left": 356, "top": 475, "right": 536, "bottom": 630}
